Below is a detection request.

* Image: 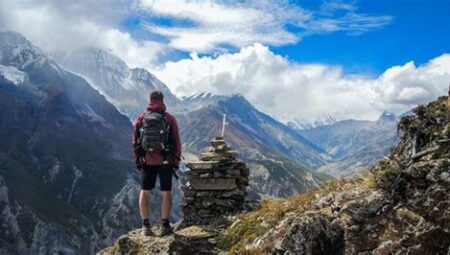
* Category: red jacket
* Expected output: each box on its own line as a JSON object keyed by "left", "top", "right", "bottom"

{"left": 132, "top": 99, "right": 182, "bottom": 168}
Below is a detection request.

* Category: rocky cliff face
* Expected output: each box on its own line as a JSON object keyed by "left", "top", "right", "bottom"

{"left": 0, "top": 31, "right": 142, "bottom": 254}
{"left": 102, "top": 95, "right": 450, "bottom": 254}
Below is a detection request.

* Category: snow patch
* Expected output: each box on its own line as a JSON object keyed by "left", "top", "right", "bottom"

{"left": 0, "top": 176, "right": 25, "bottom": 248}
{"left": 67, "top": 166, "right": 83, "bottom": 204}
{"left": 0, "top": 65, "right": 27, "bottom": 85}
{"left": 305, "top": 172, "right": 321, "bottom": 187}
{"left": 250, "top": 164, "right": 270, "bottom": 180}
{"left": 78, "top": 105, "right": 107, "bottom": 124}
{"left": 48, "top": 160, "right": 61, "bottom": 182}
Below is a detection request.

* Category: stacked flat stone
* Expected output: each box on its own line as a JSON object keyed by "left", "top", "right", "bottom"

{"left": 182, "top": 137, "right": 250, "bottom": 225}
{"left": 170, "top": 226, "right": 217, "bottom": 255}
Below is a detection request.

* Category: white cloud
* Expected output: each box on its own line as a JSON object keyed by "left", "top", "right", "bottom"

{"left": 152, "top": 44, "right": 450, "bottom": 124}
{"left": 138, "top": 0, "right": 392, "bottom": 52}
{"left": 139, "top": 0, "right": 307, "bottom": 52}
{"left": 321, "top": 0, "right": 357, "bottom": 13}
{"left": 0, "top": 0, "right": 165, "bottom": 68}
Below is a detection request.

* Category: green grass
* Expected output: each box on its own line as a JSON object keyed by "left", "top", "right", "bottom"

{"left": 374, "top": 159, "right": 400, "bottom": 188}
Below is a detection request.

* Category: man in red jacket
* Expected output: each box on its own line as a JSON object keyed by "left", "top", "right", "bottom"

{"left": 132, "top": 91, "right": 181, "bottom": 236}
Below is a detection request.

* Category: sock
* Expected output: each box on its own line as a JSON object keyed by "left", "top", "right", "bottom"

{"left": 162, "top": 219, "right": 170, "bottom": 227}
{"left": 143, "top": 219, "right": 150, "bottom": 227}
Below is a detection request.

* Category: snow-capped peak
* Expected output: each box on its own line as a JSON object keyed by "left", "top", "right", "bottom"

{"left": 377, "top": 111, "right": 397, "bottom": 125}
{"left": 0, "top": 65, "right": 27, "bottom": 85}
{"left": 0, "top": 31, "right": 49, "bottom": 70}
{"left": 184, "top": 92, "right": 218, "bottom": 101}
{"left": 292, "top": 115, "right": 338, "bottom": 130}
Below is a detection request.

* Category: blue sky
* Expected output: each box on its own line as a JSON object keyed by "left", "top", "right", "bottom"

{"left": 273, "top": 0, "right": 450, "bottom": 75}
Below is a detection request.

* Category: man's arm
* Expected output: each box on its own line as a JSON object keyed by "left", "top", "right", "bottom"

{"left": 132, "top": 114, "right": 145, "bottom": 169}
{"left": 169, "top": 115, "right": 182, "bottom": 168}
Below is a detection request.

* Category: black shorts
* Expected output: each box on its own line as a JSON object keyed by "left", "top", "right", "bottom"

{"left": 141, "top": 165, "right": 173, "bottom": 191}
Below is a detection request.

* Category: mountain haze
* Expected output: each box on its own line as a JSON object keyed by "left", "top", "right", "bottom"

{"left": 299, "top": 112, "right": 399, "bottom": 177}
{"left": 53, "top": 48, "right": 183, "bottom": 119}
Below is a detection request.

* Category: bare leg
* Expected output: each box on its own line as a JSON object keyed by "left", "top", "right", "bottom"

{"left": 161, "top": 191, "right": 171, "bottom": 220}
{"left": 139, "top": 190, "right": 151, "bottom": 222}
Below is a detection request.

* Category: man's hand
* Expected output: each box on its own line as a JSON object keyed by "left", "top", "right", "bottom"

{"left": 172, "top": 165, "right": 180, "bottom": 180}
{"left": 135, "top": 157, "right": 145, "bottom": 172}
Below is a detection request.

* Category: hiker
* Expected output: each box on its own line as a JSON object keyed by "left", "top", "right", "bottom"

{"left": 132, "top": 91, "right": 182, "bottom": 236}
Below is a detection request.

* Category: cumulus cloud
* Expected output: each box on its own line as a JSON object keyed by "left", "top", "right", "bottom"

{"left": 138, "top": 0, "right": 392, "bottom": 52}
{"left": 152, "top": 44, "right": 450, "bottom": 124}
{"left": 0, "top": 0, "right": 165, "bottom": 67}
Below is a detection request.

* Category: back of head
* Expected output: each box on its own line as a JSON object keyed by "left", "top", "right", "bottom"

{"left": 147, "top": 90, "right": 166, "bottom": 113}
{"left": 150, "top": 91, "right": 164, "bottom": 102}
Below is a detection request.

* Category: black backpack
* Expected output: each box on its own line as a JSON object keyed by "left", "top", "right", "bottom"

{"left": 139, "top": 111, "right": 171, "bottom": 153}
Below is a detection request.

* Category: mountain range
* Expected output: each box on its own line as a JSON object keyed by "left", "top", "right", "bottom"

{"left": 54, "top": 46, "right": 398, "bottom": 181}
{"left": 54, "top": 48, "right": 332, "bottom": 198}
{"left": 0, "top": 31, "right": 400, "bottom": 253}
{"left": 178, "top": 93, "right": 330, "bottom": 197}
{"left": 298, "top": 111, "right": 399, "bottom": 177}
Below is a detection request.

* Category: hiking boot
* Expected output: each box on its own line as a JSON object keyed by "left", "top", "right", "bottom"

{"left": 142, "top": 225, "right": 153, "bottom": 237}
{"left": 160, "top": 224, "right": 173, "bottom": 236}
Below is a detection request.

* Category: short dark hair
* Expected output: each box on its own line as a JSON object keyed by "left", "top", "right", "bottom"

{"left": 150, "top": 91, "right": 164, "bottom": 101}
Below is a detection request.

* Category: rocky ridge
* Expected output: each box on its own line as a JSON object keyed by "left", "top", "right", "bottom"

{"left": 218, "top": 95, "right": 450, "bottom": 254}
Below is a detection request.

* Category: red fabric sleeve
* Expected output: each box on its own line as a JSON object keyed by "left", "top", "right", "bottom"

{"left": 168, "top": 114, "right": 182, "bottom": 167}
{"left": 132, "top": 113, "right": 145, "bottom": 164}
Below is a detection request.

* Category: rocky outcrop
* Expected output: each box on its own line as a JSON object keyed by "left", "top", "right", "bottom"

{"left": 170, "top": 226, "right": 218, "bottom": 254}
{"left": 219, "top": 96, "right": 450, "bottom": 254}
{"left": 98, "top": 228, "right": 174, "bottom": 255}
{"left": 99, "top": 225, "right": 219, "bottom": 255}
{"left": 274, "top": 214, "right": 344, "bottom": 254}
{"left": 182, "top": 137, "right": 250, "bottom": 225}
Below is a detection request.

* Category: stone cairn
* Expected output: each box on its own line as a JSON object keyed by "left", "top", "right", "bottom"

{"left": 181, "top": 137, "right": 250, "bottom": 226}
